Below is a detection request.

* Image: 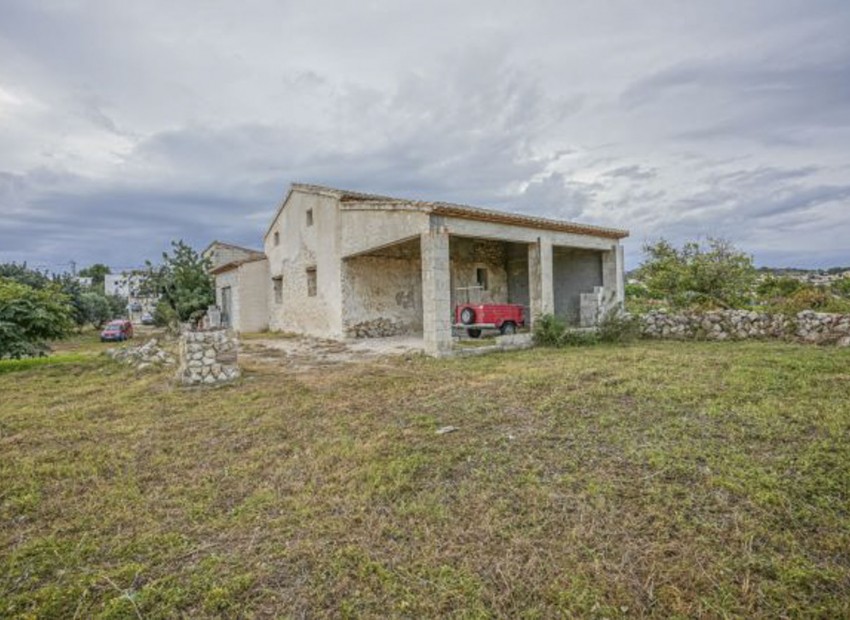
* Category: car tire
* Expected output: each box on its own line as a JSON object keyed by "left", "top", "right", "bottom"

{"left": 467, "top": 328, "right": 482, "bottom": 338}
{"left": 460, "top": 307, "right": 475, "bottom": 325}
{"left": 500, "top": 322, "right": 517, "bottom": 335}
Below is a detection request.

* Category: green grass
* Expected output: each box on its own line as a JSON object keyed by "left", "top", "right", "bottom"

{"left": 0, "top": 354, "right": 93, "bottom": 375}
{"left": 1, "top": 339, "right": 849, "bottom": 617}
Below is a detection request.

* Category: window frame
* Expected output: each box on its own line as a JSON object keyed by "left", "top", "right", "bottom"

{"left": 306, "top": 267, "right": 317, "bottom": 297}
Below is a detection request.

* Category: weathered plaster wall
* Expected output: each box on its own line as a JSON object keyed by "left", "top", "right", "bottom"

{"left": 341, "top": 252, "right": 423, "bottom": 337}
{"left": 215, "top": 270, "right": 238, "bottom": 328}
{"left": 264, "top": 190, "right": 344, "bottom": 337}
{"left": 553, "top": 247, "right": 603, "bottom": 323}
{"left": 339, "top": 205, "right": 430, "bottom": 258}
{"left": 214, "top": 260, "right": 269, "bottom": 333}
{"left": 440, "top": 216, "right": 619, "bottom": 250}
{"left": 205, "top": 244, "right": 259, "bottom": 270}
{"left": 449, "top": 237, "right": 509, "bottom": 307}
{"left": 238, "top": 259, "right": 270, "bottom": 333}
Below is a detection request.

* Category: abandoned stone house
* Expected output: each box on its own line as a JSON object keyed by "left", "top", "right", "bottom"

{"left": 210, "top": 183, "right": 628, "bottom": 355}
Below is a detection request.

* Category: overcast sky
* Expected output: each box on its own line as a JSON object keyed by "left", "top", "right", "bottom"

{"left": 1, "top": 0, "right": 848, "bottom": 272}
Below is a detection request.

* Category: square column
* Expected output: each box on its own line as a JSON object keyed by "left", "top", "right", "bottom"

{"left": 528, "top": 238, "right": 554, "bottom": 325}
{"left": 602, "top": 244, "right": 625, "bottom": 305}
{"left": 421, "top": 229, "right": 452, "bottom": 356}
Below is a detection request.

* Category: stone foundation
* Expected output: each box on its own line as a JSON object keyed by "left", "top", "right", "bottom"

{"left": 641, "top": 310, "right": 850, "bottom": 345}
{"left": 345, "top": 318, "right": 409, "bottom": 338}
{"left": 177, "top": 329, "right": 241, "bottom": 385}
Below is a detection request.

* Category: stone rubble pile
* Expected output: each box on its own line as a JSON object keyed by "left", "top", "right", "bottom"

{"left": 641, "top": 309, "right": 850, "bottom": 346}
{"left": 106, "top": 338, "right": 177, "bottom": 369}
{"left": 345, "top": 318, "right": 408, "bottom": 338}
{"left": 177, "top": 329, "right": 241, "bottom": 385}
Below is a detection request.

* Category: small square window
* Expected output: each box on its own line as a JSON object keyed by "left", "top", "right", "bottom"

{"left": 476, "top": 267, "right": 488, "bottom": 291}
{"left": 273, "top": 231, "right": 280, "bottom": 246}
{"left": 272, "top": 276, "right": 283, "bottom": 304}
{"left": 306, "top": 209, "right": 314, "bottom": 227}
{"left": 306, "top": 267, "right": 317, "bottom": 297}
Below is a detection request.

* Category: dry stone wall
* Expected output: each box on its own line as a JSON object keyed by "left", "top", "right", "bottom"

{"left": 177, "top": 329, "right": 241, "bottom": 385}
{"left": 641, "top": 310, "right": 850, "bottom": 346}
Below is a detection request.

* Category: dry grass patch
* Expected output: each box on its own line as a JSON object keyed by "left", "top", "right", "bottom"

{"left": 1, "top": 336, "right": 849, "bottom": 617}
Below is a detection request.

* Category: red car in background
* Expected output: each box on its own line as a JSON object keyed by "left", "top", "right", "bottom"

{"left": 100, "top": 320, "right": 134, "bottom": 342}
{"left": 454, "top": 303, "right": 525, "bottom": 338}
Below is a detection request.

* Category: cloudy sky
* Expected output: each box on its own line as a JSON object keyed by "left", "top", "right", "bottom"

{"left": 1, "top": 0, "right": 848, "bottom": 272}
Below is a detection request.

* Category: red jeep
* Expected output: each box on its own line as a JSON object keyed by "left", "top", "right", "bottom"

{"left": 454, "top": 303, "right": 525, "bottom": 338}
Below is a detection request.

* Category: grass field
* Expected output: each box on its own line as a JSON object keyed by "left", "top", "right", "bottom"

{"left": 1, "top": 336, "right": 849, "bottom": 618}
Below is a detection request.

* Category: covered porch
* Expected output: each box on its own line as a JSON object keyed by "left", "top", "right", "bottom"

{"left": 341, "top": 225, "right": 624, "bottom": 356}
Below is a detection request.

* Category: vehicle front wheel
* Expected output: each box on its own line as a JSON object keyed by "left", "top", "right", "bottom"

{"left": 500, "top": 322, "right": 517, "bottom": 335}
{"left": 467, "top": 328, "right": 482, "bottom": 338}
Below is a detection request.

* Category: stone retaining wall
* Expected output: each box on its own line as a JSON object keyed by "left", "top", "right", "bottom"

{"left": 177, "top": 329, "right": 241, "bottom": 385}
{"left": 641, "top": 310, "right": 850, "bottom": 346}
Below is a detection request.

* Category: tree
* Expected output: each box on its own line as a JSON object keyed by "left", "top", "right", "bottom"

{"left": 79, "top": 292, "right": 113, "bottom": 328}
{"left": 635, "top": 238, "right": 757, "bottom": 309}
{"left": 0, "top": 278, "right": 74, "bottom": 358}
{"left": 142, "top": 241, "right": 214, "bottom": 324}
{"left": 0, "top": 262, "right": 52, "bottom": 289}
{"left": 78, "top": 263, "right": 111, "bottom": 288}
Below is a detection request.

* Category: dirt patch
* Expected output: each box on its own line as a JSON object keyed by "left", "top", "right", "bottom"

{"left": 239, "top": 334, "right": 425, "bottom": 372}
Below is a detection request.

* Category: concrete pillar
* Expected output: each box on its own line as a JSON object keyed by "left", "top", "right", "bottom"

{"left": 602, "top": 244, "right": 625, "bottom": 305}
{"left": 528, "top": 238, "right": 554, "bottom": 325}
{"left": 421, "top": 228, "right": 452, "bottom": 356}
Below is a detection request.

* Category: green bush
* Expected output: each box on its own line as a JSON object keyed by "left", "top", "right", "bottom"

{"left": 534, "top": 308, "right": 641, "bottom": 348}
{"left": 634, "top": 238, "right": 756, "bottom": 310}
{"left": 775, "top": 288, "right": 850, "bottom": 315}
{"left": 153, "top": 299, "right": 178, "bottom": 328}
{"left": 0, "top": 278, "right": 74, "bottom": 358}
{"left": 533, "top": 314, "right": 568, "bottom": 347}
{"left": 596, "top": 307, "right": 641, "bottom": 343}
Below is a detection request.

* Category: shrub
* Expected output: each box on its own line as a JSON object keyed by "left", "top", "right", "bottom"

{"left": 634, "top": 238, "right": 756, "bottom": 310}
{"left": 533, "top": 310, "right": 640, "bottom": 348}
{"left": 777, "top": 288, "right": 850, "bottom": 315}
{"left": 596, "top": 307, "right": 641, "bottom": 343}
{"left": 533, "top": 314, "right": 568, "bottom": 347}
{"left": 0, "top": 278, "right": 74, "bottom": 358}
{"left": 153, "top": 299, "right": 178, "bottom": 328}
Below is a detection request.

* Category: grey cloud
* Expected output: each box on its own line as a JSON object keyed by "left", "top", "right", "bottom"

{"left": 602, "top": 165, "right": 657, "bottom": 181}
{"left": 1, "top": 0, "right": 849, "bottom": 270}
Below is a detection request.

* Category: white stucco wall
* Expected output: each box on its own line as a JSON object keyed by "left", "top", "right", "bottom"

{"left": 215, "top": 259, "right": 270, "bottom": 333}
{"left": 237, "top": 259, "right": 270, "bottom": 332}
{"left": 264, "top": 190, "right": 344, "bottom": 337}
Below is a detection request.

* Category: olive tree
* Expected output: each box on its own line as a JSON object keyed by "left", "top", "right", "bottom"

{"left": 634, "top": 238, "right": 757, "bottom": 309}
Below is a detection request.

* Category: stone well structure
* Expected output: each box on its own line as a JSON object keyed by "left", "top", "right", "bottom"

{"left": 177, "top": 329, "right": 240, "bottom": 385}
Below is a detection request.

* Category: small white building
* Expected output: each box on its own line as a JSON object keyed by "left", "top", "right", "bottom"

{"left": 104, "top": 271, "right": 157, "bottom": 321}
{"left": 212, "top": 183, "right": 628, "bottom": 355}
